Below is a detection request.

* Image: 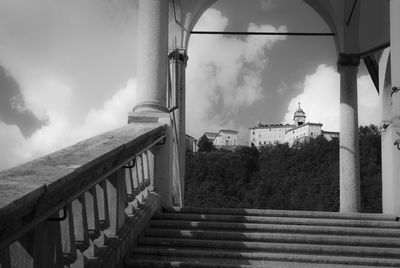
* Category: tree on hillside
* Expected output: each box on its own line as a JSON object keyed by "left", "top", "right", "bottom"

{"left": 359, "top": 125, "right": 382, "bottom": 212}
{"left": 186, "top": 125, "right": 382, "bottom": 212}
{"left": 197, "top": 134, "right": 215, "bottom": 152}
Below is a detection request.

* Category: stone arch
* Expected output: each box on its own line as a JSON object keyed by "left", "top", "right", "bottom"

{"left": 179, "top": 0, "right": 340, "bottom": 54}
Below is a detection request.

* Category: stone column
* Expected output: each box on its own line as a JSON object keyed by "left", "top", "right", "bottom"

{"left": 337, "top": 54, "right": 361, "bottom": 213}
{"left": 129, "top": 0, "right": 172, "bottom": 208}
{"left": 134, "top": 0, "right": 169, "bottom": 112}
{"left": 380, "top": 48, "right": 395, "bottom": 214}
{"left": 387, "top": 0, "right": 400, "bottom": 214}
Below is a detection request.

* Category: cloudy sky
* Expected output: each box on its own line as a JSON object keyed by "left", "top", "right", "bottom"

{"left": 0, "top": 0, "right": 379, "bottom": 170}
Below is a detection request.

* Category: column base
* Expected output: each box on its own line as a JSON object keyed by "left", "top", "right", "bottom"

{"left": 128, "top": 111, "right": 173, "bottom": 208}
{"left": 132, "top": 102, "right": 169, "bottom": 114}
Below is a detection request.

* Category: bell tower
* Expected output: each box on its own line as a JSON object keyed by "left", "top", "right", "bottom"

{"left": 293, "top": 103, "right": 306, "bottom": 126}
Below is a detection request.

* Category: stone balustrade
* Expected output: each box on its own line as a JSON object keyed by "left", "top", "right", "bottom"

{"left": 0, "top": 122, "right": 167, "bottom": 267}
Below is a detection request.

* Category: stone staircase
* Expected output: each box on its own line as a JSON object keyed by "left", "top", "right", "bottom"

{"left": 125, "top": 207, "right": 400, "bottom": 267}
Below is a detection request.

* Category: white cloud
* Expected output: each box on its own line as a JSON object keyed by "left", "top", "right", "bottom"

{"left": 72, "top": 79, "right": 137, "bottom": 141}
{"left": 0, "top": 122, "right": 29, "bottom": 169}
{"left": 186, "top": 8, "right": 287, "bottom": 140}
{"left": 0, "top": 79, "right": 137, "bottom": 171}
{"left": 357, "top": 75, "right": 380, "bottom": 127}
{"left": 283, "top": 64, "right": 379, "bottom": 132}
{"left": 0, "top": 1, "right": 139, "bottom": 171}
{"left": 259, "top": 0, "right": 278, "bottom": 11}
{"left": 0, "top": 0, "right": 138, "bottom": 123}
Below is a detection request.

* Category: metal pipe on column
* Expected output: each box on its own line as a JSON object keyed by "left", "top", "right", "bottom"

{"left": 168, "top": 49, "right": 188, "bottom": 207}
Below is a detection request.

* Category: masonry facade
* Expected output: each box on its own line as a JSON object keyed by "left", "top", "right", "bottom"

{"left": 202, "top": 129, "right": 238, "bottom": 150}
{"left": 249, "top": 104, "right": 339, "bottom": 148}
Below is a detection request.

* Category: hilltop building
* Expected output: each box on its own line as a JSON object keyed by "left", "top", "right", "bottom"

{"left": 203, "top": 132, "right": 218, "bottom": 142}
{"left": 202, "top": 129, "right": 239, "bottom": 150}
{"left": 213, "top": 130, "right": 238, "bottom": 149}
{"left": 249, "top": 104, "right": 339, "bottom": 148}
{"left": 185, "top": 134, "right": 196, "bottom": 152}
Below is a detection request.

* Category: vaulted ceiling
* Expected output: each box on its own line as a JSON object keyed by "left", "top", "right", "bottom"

{"left": 170, "top": 0, "right": 390, "bottom": 55}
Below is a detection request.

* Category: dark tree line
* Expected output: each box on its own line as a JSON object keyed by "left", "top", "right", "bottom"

{"left": 185, "top": 125, "right": 382, "bottom": 212}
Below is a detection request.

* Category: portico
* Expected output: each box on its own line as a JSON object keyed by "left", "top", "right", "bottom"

{"left": 134, "top": 0, "right": 398, "bottom": 213}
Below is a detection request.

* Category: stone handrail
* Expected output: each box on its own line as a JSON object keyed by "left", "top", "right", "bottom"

{"left": 0, "top": 122, "right": 167, "bottom": 267}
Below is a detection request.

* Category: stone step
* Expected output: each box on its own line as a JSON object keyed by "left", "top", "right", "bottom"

{"left": 150, "top": 219, "right": 400, "bottom": 237}
{"left": 154, "top": 213, "right": 400, "bottom": 229}
{"left": 129, "top": 247, "right": 400, "bottom": 267}
{"left": 163, "top": 207, "right": 398, "bottom": 221}
{"left": 138, "top": 237, "right": 400, "bottom": 258}
{"left": 127, "top": 208, "right": 400, "bottom": 267}
{"left": 143, "top": 228, "right": 400, "bottom": 247}
{"left": 126, "top": 259, "right": 370, "bottom": 268}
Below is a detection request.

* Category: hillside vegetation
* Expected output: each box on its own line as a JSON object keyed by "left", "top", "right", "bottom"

{"left": 185, "top": 125, "right": 381, "bottom": 212}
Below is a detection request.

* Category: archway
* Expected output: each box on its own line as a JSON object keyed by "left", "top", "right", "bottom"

{"left": 183, "top": 0, "right": 372, "bottom": 212}
{"left": 132, "top": 0, "right": 399, "bottom": 214}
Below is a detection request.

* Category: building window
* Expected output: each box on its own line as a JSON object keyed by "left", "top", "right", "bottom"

{"left": 253, "top": 131, "right": 255, "bottom": 135}
{"left": 264, "top": 141, "right": 266, "bottom": 145}
{"left": 311, "top": 132, "right": 313, "bottom": 136}
{"left": 259, "top": 141, "right": 261, "bottom": 145}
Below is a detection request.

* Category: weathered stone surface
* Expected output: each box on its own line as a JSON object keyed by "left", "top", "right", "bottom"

{"left": 0, "top": 123, "right": 166, "bottom": 241}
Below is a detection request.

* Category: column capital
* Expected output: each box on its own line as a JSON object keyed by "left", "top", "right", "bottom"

{"left": 337, "top": 53, "right": 360, "bottom": 72}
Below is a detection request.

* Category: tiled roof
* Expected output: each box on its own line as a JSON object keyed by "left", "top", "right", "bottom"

{"left": 218, "top": 130, "right": 239, "bottom": 134}
{"left": 285, "top": 122, "right": 323, "bottom": 133}
{"left": 249, "top": 123, "right": 294, "bottom": 130}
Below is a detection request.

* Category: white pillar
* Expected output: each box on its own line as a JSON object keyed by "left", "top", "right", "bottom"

{"left": 380, "top": 48, "right": 395, "bottom": 214}
{"left": 338, "top": 54, "right": 361, "bottom": 213}
{"left": 128, "top": 0, "right": 173, "bottom": 208}
{"left": 134, "top": 0, "right": 169, "bottom": 112}
{"left": 386, "top": 0, "right": 400, "bottom": 214}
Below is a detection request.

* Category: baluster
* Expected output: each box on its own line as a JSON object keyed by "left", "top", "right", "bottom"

{"left": 98, "top": 181, "right": 110, "bottom": 230}
{"left": 125, "top": 160, "right": 138, "bottom": 215}
{"left": 32, "top": 211, "right": 63, "bottom": 268}
{"left": 125, "top": 161, "right": 134, "bottom": 202}
{"left": 104, "top": 169, "right": 128, "bottom": 240}
{"left": 0, "top": 245, "right": 11, "bottom": 268}
{"left": 129, "top": 158, "right": 139, "bottom": 211}
{"left": 83, "top": 189, "right": 103, "bottom": 265}
{"left": 134, "top": 156, "right": 141, "bottom": 196}
{"left": 136, "top": 155, "right": 146, "bottom": 203}
{"left": 142, "top": 152, "right": 149, "bottom": 189}
{"left": 85, "top": 189, "right": 100, "bottom": 241}
{"left": 72, "top": 196, "right": 90, "bottom": 252}
{"left": 60, "top": 204, "right": 77, "bottom": 266}
{"left": 147, "top": 148, "right": 155, "bottom": 190}
{"left": 139, "top": 154, "right": 145, "bottom": 192}
{"left": 90, "top": 184, "right": 109, "bottom": 262}
{"left": 1, "top": 218, "right": 64, "bottom": 268}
